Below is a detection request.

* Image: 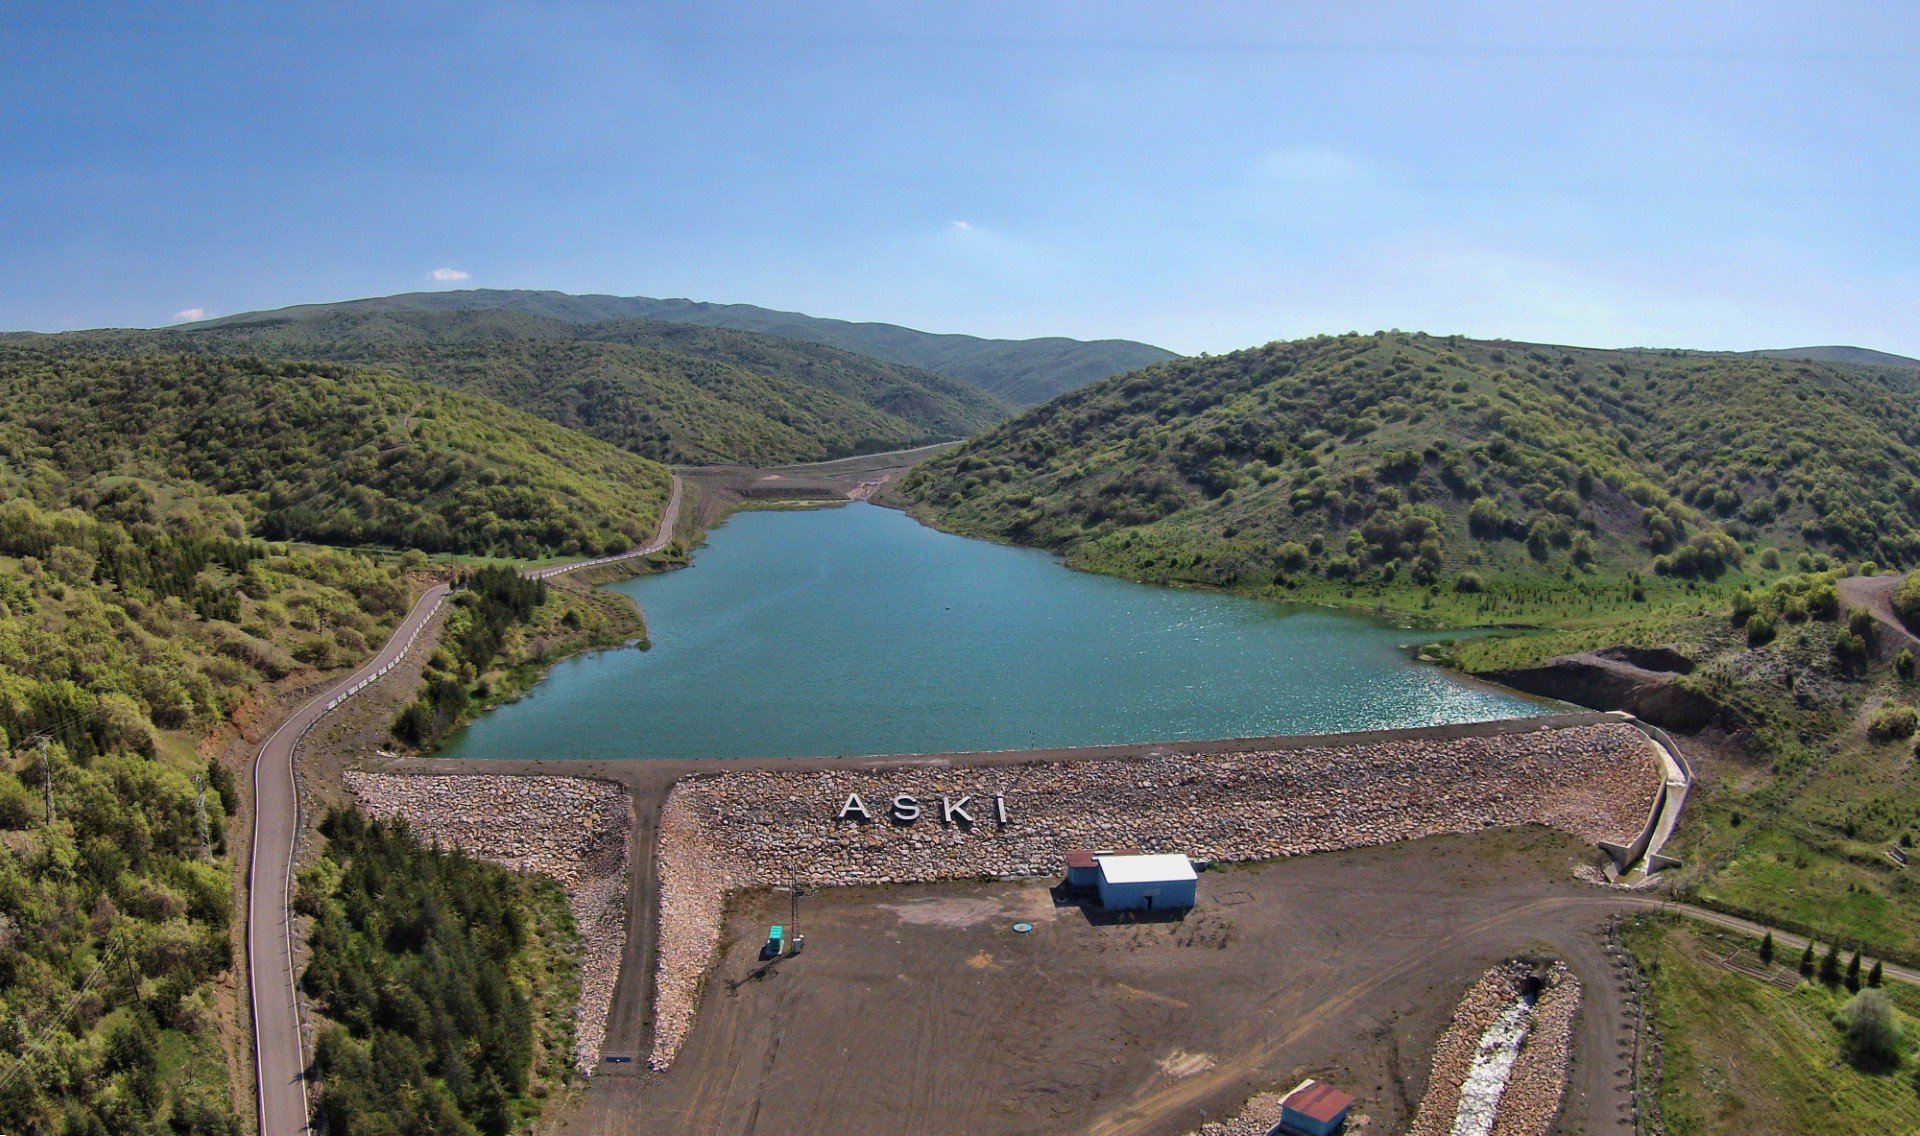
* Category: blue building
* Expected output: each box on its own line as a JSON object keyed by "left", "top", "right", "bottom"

{"left": 1271, "top": 1079, "right": 1354, "bottom": 1136}
{"left": 1094, "top": 853, "right": 1196, "bottom": 912}
{"left": 1065, "top": 847, "right": 1141, "bottom": 890}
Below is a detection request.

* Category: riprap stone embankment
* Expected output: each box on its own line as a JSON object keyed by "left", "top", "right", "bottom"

{"left": 651, "top": 722, "right": 1655, "bottom": 1068}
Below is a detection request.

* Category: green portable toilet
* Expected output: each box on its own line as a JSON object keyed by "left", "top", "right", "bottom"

{"left": 762, "top": 924, "right": 784, "bottom": 960}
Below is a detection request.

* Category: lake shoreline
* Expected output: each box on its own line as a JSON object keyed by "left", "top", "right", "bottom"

{"left": 438, "top": 500, "right": 1553, "bottom": 761}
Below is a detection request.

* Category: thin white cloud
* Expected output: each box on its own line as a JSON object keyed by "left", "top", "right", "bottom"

{"left": 430, "top": 267, "right": 471, "bottom": 282}
{"left": 172, "top": 308, "right": 207, "bottom": 322}
{"left": 951, "top": 220, "right": 972, "bottom": 232}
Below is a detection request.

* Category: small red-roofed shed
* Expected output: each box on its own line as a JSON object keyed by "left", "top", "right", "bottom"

{"left": 1271, "top": 1079, "right": 1354, "bottom": 1136}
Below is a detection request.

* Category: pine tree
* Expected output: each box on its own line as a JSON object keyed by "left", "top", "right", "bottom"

{"left": 1869, "top": 959, "right": 1884, "bottom": 988}
{"left": 1799, "top": 940, "right": 1816, "bottom": 977}
{"left": 1846, "top": 949, "right": 1863, "bottom": 993}
{"left": 1759, "top": 930, "right": 1774, "bottom": 965}
{"left": 1821, "top": 940, "right": 1843, "bottom": 987}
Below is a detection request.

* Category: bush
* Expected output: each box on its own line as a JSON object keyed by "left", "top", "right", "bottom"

{"left": 1869, "top": 705, "right": 1919, "bottom": 742}
{"left": 1841, "top": 989, "right": 1901, "bottom": 1071}
{"left": 1899, "top": 648, "right": 1916, "bottom": 680}
{"left": 1453, "top": 572, "right": 1484, "bottom": 594}
{"left": 1896, "top": 573, "right": 1920, "bottom": 634}
{"left": 0, "top": 773, "right": 35, "bottom": 829}
{"left": 1747, "top": 612, "right": 1779, "bottom": 647}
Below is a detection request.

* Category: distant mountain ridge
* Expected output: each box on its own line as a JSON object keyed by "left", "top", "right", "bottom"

{"left": 21, "top": 306, "right": 1013, "bottom": 465}
{"left": 1746, "top": 345, "right": 1920, "bottom": 369}
{"left": 199, "top": 289, "right": 1179, "bottom": 405}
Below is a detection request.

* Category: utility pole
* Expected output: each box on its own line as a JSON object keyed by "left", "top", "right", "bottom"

{"left": 34, "top": 734, "right": 51, "bottom": 827}
{"left": 192, "top": 773, "right": 211, "bottom": 859}
{"left": 790, "top": 878, "right": 806, "bottom": 943}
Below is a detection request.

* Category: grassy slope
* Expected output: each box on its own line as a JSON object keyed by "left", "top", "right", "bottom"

{"left": 0, "top": 346, "right": 671, "bottom": 557}
{"left": 1625, "top": 917, "right": 1920, "bottom": 1134}
{"left": 188, "top": 288, "right": 1180, "bottom": 406}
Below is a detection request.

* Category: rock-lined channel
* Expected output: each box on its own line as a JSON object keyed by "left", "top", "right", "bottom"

{"left": 1409, "top": 961, "right": 1583, "bottom": 1136}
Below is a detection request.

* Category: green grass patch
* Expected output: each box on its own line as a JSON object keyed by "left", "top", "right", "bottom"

{"left": 1626, "top": 917, "right": 1920, "bottom": 1135}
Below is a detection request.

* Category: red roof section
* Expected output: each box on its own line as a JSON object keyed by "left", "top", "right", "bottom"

{"left": 1066, "top": 847, "right": 1143, "bottom": 869}
{"left": 1282, "top": 1081, "right": 1354, "bottom": 1123}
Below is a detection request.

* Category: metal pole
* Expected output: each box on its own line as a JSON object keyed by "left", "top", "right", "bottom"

{"left": 193, "top": 774, "right": 211, "bottom": 859}
{"left": 36, "top": 736, "right": 51, "bottom": 827}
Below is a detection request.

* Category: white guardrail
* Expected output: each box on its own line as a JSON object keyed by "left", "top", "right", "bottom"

{"left": 527, "top": 546, "right": 651, "bottom": 580}
{"left": 318, "top": 593, "right": 447, "bottom": 718}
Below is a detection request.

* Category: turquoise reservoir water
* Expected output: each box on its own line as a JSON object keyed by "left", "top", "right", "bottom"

{"left": 441, "top": 502, "right": 1546, "bottom": 760}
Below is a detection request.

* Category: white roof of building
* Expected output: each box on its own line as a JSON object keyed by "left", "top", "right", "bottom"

{"left": 1095, "top": 853, "right": 1196, "bottom": 885}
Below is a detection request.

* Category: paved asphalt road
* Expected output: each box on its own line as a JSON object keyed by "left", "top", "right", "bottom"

{"left": 247, "top": 475, "right": 680, "bottom": 1135}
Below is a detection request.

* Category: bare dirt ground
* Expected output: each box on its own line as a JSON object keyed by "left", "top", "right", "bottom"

{"left": 1838, "top": 573, "right": 1920, "bottom": 658}
{"left": 553, "top": 826, "right": 1644, "bottom": 1136}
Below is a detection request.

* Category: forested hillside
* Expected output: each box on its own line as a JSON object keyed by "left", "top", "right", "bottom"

{"left": 0, "top": 348, "right": 672, "bottom": 557}
{"left": 900, "top": 332, "right": 1920, "bottom": 601}
{"left": 0, "top": 340, "right": 669, "bottom": 1131}
{"left": 0, "top": 492, "right": 418, "bottom": 1132}
{"left": 188, "top": 288, "right": 1178, "bottom": 406}
{"left": 38, "top": 306, "right": 1010, "bottom": 463}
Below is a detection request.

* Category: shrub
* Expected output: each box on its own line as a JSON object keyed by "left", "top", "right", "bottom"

{"left": 1896, "top": 573, "right": 1920, "bottom": 634}
{"left": 1869, "top": 705, "right": 1918, "bottom": 742}
{"left": 1454, "top": 572, "right": 1484, "bottom": 594}
{"left": 1841, "top": 989, "right": 1901, "bottom": 1071}
{"left": 0, "top": 773, "right": 35, "bottom": 829}
{"left": 1899, "top": 648, "right": 1916, "bottom": 680}
{"left": 1746, "top": 612, "right": 1779, "bottom": 647}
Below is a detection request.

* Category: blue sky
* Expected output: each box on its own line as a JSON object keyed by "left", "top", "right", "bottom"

{"left": 3, "top": 2, "right": 1915, "bottom": 356}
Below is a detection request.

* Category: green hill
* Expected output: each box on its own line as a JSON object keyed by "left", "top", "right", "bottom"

{"left": 193, "top": 289, "right": 1178, "bottom": 406}
{"left": 899, "top": 332, "right": 1920, "bottom": 601}
{"left": 0, "top": 346, "right": 672, "bottom": 557}
{"left": 34, "top": 307, "right": 1008, "bottom": 465}
{"left": 0, "top": 343, "right": 669, "bottom": 1134}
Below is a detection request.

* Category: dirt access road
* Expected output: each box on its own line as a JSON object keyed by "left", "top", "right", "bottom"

{"left": 246, "top": 476, "right": 681, "bottom": 1136}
